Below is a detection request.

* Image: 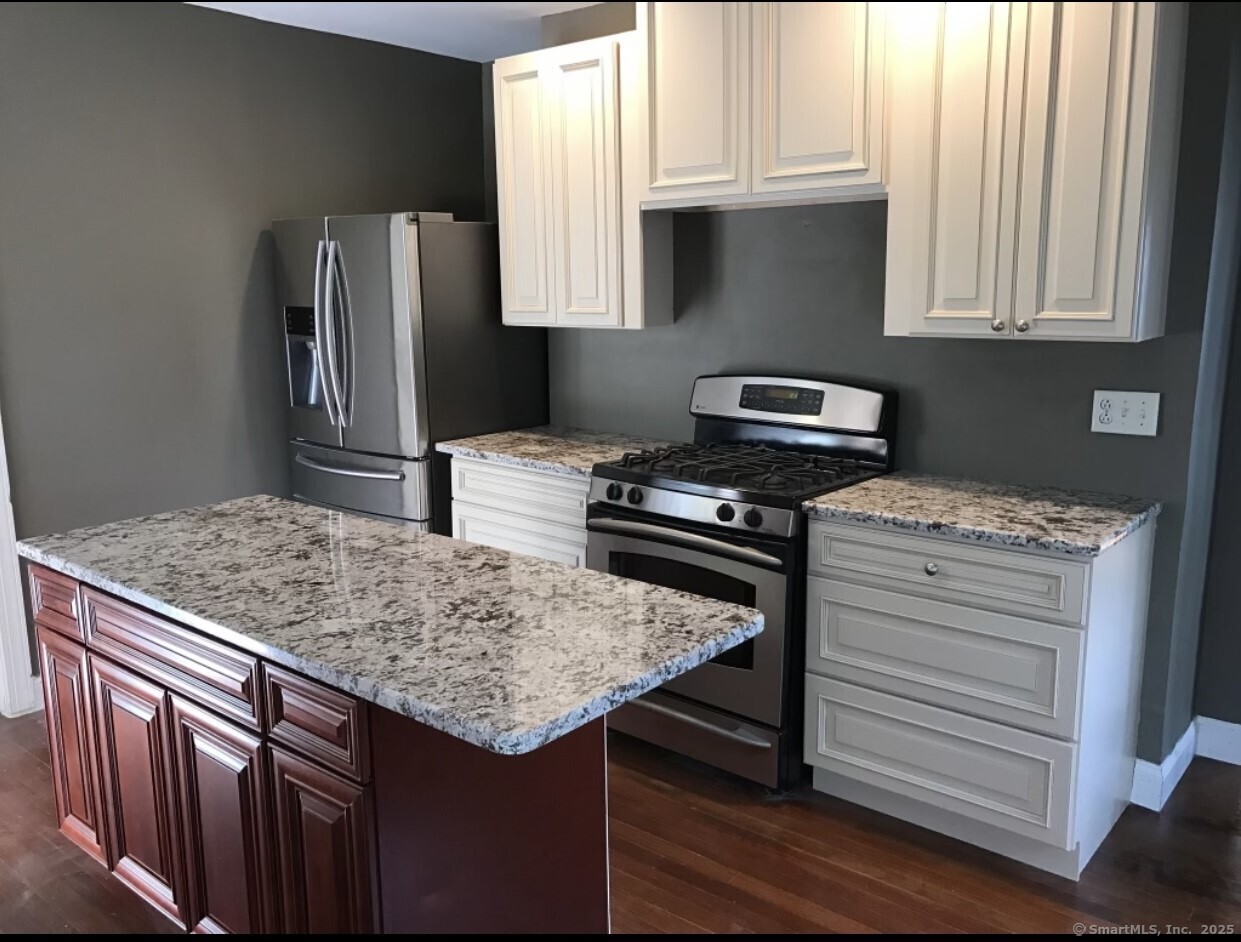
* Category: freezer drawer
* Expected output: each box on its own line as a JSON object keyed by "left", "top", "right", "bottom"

{"left": 290, "top": 441, "right": 430, "bottom": 523}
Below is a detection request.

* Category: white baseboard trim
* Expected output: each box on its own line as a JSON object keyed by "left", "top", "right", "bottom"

{"left": 1131, "top": 722, "right": 1197, "bottom": 811}
{"left": 1196, "top": 716, "right": 1241, "bottom": 765}
{"left": 1130, "top": 716, "right": 1241, "bottom": 811}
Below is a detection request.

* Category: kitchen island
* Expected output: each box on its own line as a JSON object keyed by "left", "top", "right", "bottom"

{"left": 18, "top": 495, "right": 763, "bottom": 934}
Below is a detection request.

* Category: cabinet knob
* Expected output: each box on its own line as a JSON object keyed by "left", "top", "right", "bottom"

{"left": 991, "top": 319, "right": 1006, "bottom": 333}
{"left": 924, "top": 562, "right": 939, "bottom": 576}
{"left": 1016, "top": 320, "right": 1030, "bottom": 333}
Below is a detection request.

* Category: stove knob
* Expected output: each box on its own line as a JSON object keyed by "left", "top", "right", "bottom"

{"left": 716, "top": 503, "right": 736, "bottom": 522}
{"left": 626, "top": 486, "right": 644, "bottom": 505}
{"left": 743, "top": 508, "right": 764, "bottom": 529}
{"left": 605, "top": 482, "right": 624, "bottom": 501}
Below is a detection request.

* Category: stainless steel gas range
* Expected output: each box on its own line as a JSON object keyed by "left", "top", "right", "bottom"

{"left": 586, "top": 374, "right": 896, "bottom": 789}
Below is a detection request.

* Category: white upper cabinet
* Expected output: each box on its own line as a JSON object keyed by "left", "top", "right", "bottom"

{"left": 885, "top": 2, "right": 1187, "bottom": 342}
{"left": 751, "top": 2, "right": 885, "bottom": 193}
{"left": 546, "top": 42, "right": 622, "bottom": 326}
{"left": 884, "top": 2, "right": 1022, "bottom": 337}
{"left": 641, "top": 2, "right": 751, "bottom": 201}
{"left": 639, "top": 2, "right": 886, "bottom": 207}
{"left": 494, "top": 36, "right": 673, "bottom": 329}
{"left": 494, "top": 54, "right": 554, "bottom": 325}
{"left": 1012, "top": 2, "right": 1184, "bottom": 341}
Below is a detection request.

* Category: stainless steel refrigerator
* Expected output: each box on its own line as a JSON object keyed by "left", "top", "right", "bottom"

{"left": 273, "top": 212, "right": 547, "bottom": 533}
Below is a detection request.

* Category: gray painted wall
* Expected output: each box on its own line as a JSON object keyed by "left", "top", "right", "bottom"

{"left": 1196, "top": 294, "right": 1241, "bottom": 724}
{"left": 544, "top": 4, "right": 1229, "bottom": 762}
{"left": 542, "top": 2, "right": 635, "bottom": 47}
{"left": 0, "top": 1, "right": 485, "bottom": 539}
{"left": 1196, "top": 25, "right": 1241, "bottom": 723}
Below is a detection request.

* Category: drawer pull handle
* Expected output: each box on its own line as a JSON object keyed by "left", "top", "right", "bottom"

{"left": 924, "top": 562, "right": 939, "bottom": 576}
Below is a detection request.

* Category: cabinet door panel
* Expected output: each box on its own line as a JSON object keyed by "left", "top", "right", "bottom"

{"left": 495, "top": 52, "right": 554, "bottom": 325}
{"left": 642, "top": 1, "right": 750, "bottom": 201}
{"left": 752, "top": 2, "right": 883, "bottom": 192}
{"left": 271, "top": 745, "right": 376, "bottom": 934}
{"left": 37, "top": 627, "right": 106, "bottom": 864}
{"left": 90, "top": 655, "right": 184, "bottom": 927}
{"left": 1014, "top": 2, "right": 1155, "bottom": 339}
{"left": 547, "top": 41, "right": 622, "bottom": 326}
{"left": 172, "top": 696, "right": 276, "bottom": 934}
{"left": 884, "top": 2, "right": 1025, "bottom": 336}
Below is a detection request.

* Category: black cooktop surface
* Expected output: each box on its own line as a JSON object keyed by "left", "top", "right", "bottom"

{"left": 594, "top": 443, "right": 883, "bottom": 507}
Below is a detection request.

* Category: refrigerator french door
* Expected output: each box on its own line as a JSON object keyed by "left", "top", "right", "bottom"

{"left": 272, "top": 213, "right": 548, "bottom": 531}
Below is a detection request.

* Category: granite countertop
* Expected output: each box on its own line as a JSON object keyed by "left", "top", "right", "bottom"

{"left": 436, "top": 426, "right": 669, "bottom": 478}
{"left": 804, "top": 471, "right": 1161, "bottom": 557}
{"left": 18, "top": 496, "right": 762, "bottom": 755}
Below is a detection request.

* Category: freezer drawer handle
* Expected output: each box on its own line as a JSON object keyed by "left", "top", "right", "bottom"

{"left": 629, "top": 698, "right": 773, "bottom": 749}
{"left": 295, "top": 454, "right": 406, "bottom": 482}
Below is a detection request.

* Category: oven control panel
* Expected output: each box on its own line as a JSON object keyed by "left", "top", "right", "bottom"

{"left": 739, "top": 384, "right": 824, "bottom": 416}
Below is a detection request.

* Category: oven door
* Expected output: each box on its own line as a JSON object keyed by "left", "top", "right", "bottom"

{"left": 585, "top": 515, "right": 788, "bottom": 727}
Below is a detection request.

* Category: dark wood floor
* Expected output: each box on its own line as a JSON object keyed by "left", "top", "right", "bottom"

{"left": 2, "top": 711, "right": 1239, "bottom": 934}
{"left": 607, "top": 733, "right": 1241, "bottom": 934}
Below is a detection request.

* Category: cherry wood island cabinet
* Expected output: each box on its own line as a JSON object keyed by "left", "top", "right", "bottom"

{"left": 26, "top": 562, "right": 608, "bottom": 933}
{"left": 18, "top": 494, "right": 761, "bottom": 934}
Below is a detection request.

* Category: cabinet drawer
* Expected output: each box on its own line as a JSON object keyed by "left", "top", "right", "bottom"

{"left": 264, "top": 665, "right": 370, "bottom": 782}
{"left": 82, "top": 588, "right": 262, "bottom": 730}
{"left": 453, "top": 501, "right": 586, "bottom": 568}
{"left": 805, "top": 676, "right": 1076, "bottom": 849}
{"left": 451, "top": 458, "right": 589, "bottom": 528}
{"left": 808, "top": 521, "right": 1089, "bottom": 626}
{"left": 29, "top": 564, "right": 84, "bottom": 641}
{"left": 806, "top": 578, "right": 1083, "bottom": 739}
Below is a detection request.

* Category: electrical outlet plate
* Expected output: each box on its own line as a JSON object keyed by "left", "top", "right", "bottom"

{"left": 1092, "top": 390, "right": 1160, "bottom": 437}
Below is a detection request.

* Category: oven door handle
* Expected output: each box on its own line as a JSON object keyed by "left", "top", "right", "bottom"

{"left": 586, "top": 517, "right": 785, "bottom": 571}
{"left": 629, "top": 698, "right": 773, "bottom": 749}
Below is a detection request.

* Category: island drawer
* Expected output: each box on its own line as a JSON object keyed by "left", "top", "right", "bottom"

{"left": 451, "top": 457, "right": 589, "bottom": 528}
{"left": 29, "top": 564, "right": 85, "bottom": 641}
{"left": 807, "top": 521, "right": 1089, "bottom": 627}
{"left": 264, "top": 665, "right": 370, "bottom": 781}
{"left": 805, "top": 578, "right": 1084, "bottom": 739}
{"left": 804, "top": 676, "right": 1076, "bottom": 849}
{"left": 82, "top": 588, "right": 262, "bottom": 730}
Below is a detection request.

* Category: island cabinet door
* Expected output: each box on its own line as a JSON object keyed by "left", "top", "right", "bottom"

{"left": 36, "top": 627, "right": 107, "bottom": 865}
{"left": 269, "top": 745, "right": 377, "bottom": 934}
{"left": 170, "top": 695, "right": 277, "bottom": 934}
{"left": 89, "top": 655, "right": 185, "bottom": 928}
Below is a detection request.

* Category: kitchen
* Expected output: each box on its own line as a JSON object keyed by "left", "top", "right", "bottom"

{"left": 0, "top": 0, "right": 1239, "bottom": 934}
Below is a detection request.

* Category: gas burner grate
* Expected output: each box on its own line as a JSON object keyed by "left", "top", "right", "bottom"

{"left": 615, "top": 443, "right": 870, "bottom": 496}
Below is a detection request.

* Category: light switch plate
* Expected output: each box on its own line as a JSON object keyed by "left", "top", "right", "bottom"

{"left": 1092, "top": 390, "right": 1160, "bottom": 437}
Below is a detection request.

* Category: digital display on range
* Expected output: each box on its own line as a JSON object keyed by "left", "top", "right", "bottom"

{"left": 739, "top": 383, "right": 824, "bottom": 416}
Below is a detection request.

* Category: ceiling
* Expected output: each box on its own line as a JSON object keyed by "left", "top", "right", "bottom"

{"left": 189, "top": 2, "right": 598, "bottom": 62}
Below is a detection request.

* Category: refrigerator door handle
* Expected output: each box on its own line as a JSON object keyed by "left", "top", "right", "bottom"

{"left": 294, "top": 453, "right": 406, "bottom": 482}
{"left": 322, "top": 240, "right": 347, "bottom": 426}
{"left": 313, "top": 240, "right": 338, "bottom": 425}
{"left": 332, "top": 240, "right": 356, "bottom": 427}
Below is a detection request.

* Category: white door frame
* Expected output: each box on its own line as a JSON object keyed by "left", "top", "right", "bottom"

{"left": 0, "top": 397, "right": 42, "bottom": 717}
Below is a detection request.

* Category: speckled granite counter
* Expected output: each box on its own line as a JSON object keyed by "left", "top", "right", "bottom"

{"left": 17, "top": 495, "right": 762, "bottom": 754}
{"left": 803, "top": 472, "right": 1160, "bottom": 557}
{"left": 436, "top": 426, "right": 668, "bottom": 478}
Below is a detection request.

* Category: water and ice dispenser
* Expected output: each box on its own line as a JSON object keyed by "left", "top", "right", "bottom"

{"left": 284, "top": 306, "right": 325, "bottom": 411}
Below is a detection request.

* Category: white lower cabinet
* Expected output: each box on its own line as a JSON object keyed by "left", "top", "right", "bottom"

{"left": 805, "top": 518, "right": 1156, "bottom": 879}
{"left": 806, "top": 675, "right": 1076, "bottom": 849}
{"left": 449, "top": 457, "right": 588, "bottom": 567}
